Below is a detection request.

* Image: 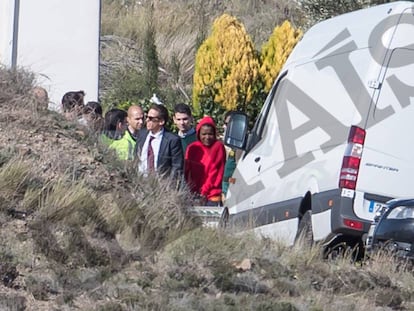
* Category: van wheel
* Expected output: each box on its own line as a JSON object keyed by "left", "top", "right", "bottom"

{"left": 294, "top": 210, "right": 313, "bottom": 247}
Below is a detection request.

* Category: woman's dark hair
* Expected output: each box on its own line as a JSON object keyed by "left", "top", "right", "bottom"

{"left": 103, "top": 108, "right": 127, "bottom": 139}
{"left": 84, "top": 101, "right": 102, "bottom": 116}
{"left": 61, "top": 90, "right": 85, "bottom": 112}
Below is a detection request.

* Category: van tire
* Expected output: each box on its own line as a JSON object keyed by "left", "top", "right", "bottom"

{"left": 295, "top": 210, "right": 313, "bottom": 247}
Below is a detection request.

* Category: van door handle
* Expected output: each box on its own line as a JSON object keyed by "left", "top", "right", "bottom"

{"left": 254, "top": 157, "right": 261, "bottom": 162}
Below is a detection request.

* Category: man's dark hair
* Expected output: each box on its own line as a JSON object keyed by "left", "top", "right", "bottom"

{"left": 61, "top": 90, "right": 85, "bottom": 112}
{"left": 174, "top": 103, "right": 192, "bottom": 116}
{"left": 103, "top": 108, "right": 127, "bottom": 138}
{"left": 149, "top": 104, "right": 169, "bottom": 123}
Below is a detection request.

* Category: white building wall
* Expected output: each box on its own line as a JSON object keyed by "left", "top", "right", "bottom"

{"left": 0, "top": 0, "right": 100, "bottom": 110}
{"left": 0, "top": 0, "right": 16, "bottom": 67}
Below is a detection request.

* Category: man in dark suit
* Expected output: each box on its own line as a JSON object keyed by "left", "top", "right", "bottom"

{"left": 136, "top": 103, "right": 183, "bottom": 179}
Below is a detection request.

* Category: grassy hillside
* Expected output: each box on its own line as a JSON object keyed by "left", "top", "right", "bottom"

{"left": 0, "top": 66, "right": 413, "bottom": 310}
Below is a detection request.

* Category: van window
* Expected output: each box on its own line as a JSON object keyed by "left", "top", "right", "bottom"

{"left": 246, "top": 71, "right": 287, "bottom": 153}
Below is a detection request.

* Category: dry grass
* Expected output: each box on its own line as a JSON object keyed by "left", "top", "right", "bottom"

{"left": 365, "top": 250, "right": 414, "bottom": 294}
{"left": 0, "top": 157, "right": 40, "bottom": 214}
{"left": 0, "top": 66, "right": 34, "bottom": 106}
{"left": 37, "top": 177, "right": 96, "bottom": 222}
{"left": 152, "top": 228, "right": 413, "bottom": 310}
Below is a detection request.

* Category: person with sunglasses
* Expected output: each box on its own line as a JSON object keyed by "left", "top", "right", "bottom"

{"left": 136, "top": 103, "right": 183, "bottom": 179}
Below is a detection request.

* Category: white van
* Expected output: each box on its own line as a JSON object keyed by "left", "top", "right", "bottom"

{"left": 224, "top": 1, "right": 414, "bottom": 253}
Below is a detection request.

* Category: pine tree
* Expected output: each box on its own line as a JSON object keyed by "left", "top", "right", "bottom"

{"left": 260, "top": 21, "right": 302, "bottom": 93}
{"left": 192, "top": 14, "right": 262, "bottom": 119}
{"left": 143, "top": 2, "right": 159, "bottom": 98}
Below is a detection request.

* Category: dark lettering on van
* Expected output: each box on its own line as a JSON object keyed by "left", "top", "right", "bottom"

{"left": 275, "top": 13, "right": 414, "bottom": 178}
{"left": 365, "top": 163, "right": 399, "bottom": 172}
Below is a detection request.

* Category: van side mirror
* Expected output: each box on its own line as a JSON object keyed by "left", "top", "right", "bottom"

{"left": 224, "top": 112, "right": 248, "bottom": 150}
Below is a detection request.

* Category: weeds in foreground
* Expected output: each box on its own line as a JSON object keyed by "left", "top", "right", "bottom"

{"left": 0, "top": 157, "right": 38, "bottom": 213}
{"left": 365, "top": 249, "right": 414, "bottom": 294}
{"left": 37, "top": 177, "right": 96, "bottom": 222}
{"left": 0, "top": 66, "right": 34, "bottom": 106}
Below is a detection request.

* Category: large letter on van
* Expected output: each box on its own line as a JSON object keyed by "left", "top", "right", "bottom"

{"left": 276, "top": 79, "right": 348, "bottom": 178}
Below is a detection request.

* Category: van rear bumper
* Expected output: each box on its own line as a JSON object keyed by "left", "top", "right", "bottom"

{"left": 314, "top": 189, "right": 372, "bottom": 237}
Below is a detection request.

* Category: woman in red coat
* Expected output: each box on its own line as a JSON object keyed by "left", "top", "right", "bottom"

{"left": 185, "top": 116, "right": 226, "bottom": 206}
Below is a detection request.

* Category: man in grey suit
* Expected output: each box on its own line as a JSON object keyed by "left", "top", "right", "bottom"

{"left": 136, "top": 103, "right": 183, "bottom": 179}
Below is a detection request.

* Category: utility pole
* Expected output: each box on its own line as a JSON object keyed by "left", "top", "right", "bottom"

{"left": 11, "top": 0, "right": 20, "bottom": 70}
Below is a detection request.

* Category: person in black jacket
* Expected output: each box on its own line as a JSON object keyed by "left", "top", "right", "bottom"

{"left": 136, "top": 103, "right": 183, "bottom": 179}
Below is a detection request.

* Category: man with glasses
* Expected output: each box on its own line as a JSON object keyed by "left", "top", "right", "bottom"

{"left": 136, "top": 103, "right": 183, "bottom": 178}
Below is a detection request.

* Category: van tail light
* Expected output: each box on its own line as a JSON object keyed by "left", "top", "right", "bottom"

{"left": 339, "top": 126, "right": 366, "bottom": 190}
{"left": 343, "top": 218, "right": 364, "bottom": 231}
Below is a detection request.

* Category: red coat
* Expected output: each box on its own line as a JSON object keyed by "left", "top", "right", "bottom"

{"left": 185, "top": 116, "right": 226, "bottom": 200}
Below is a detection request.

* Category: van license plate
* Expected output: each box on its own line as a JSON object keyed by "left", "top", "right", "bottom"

{"left": 369, "top": 201, "right": 386, "bottom": 213}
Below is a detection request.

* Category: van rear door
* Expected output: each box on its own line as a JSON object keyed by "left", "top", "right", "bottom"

{"left": 350, "top": 7, "right": 414, "bottom": 222}
{"left": 357, "top": 48, "right": 414, "bottom": 200}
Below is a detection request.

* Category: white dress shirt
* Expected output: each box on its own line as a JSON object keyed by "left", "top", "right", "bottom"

{"left": 138, "top": 129, "right": 164, "bottom": 174}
